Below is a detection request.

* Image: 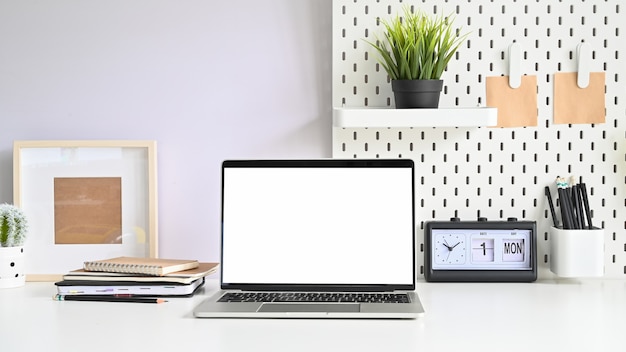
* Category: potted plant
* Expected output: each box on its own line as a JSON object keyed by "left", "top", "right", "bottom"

{"left": 367, "top": 7, "right": 468, "bottom": 108}
{"left": 0, "top": 203, "right": 28, "bottom": 288}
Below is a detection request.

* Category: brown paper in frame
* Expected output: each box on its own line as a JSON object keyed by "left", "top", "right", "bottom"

{"left": 486, "top": 75, "right": 538, "bottom": 128}
{"left": 54, "top": 177, "right": 122, "bottom": 245}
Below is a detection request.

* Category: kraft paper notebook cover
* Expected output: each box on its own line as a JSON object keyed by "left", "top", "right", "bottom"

{"left": 83, "top": 257, "right": 200, "bottom": 276}
{"left": 65, "top": 263, "right": 219, "bottom": 284}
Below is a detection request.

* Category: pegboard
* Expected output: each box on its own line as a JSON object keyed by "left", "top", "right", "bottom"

{"left": 332, "top": 0, "right": 626, "bottom": 279}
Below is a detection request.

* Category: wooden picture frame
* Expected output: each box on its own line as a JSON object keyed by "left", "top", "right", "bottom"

{"left": 13, "top": 140, "right": 158, "bottom": 281}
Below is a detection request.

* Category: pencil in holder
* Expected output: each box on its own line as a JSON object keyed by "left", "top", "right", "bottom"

{"left": 549, "top": 227, "right": 604, "bottom": 278}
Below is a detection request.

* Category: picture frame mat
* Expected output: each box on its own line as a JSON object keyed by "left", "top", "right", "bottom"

{"left": 13, "top": 140, "right": 158, "bottom": 281}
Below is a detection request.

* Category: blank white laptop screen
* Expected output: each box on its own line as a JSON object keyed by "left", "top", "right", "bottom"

{"left": 221, "top": 160, "right": 415, "bottom": 288}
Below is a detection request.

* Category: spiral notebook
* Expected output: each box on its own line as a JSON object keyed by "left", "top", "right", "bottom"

{"left": 83, "top": 256, "right": 199, "bottom": 276}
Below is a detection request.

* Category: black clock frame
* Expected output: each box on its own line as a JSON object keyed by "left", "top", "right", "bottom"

{"left": 424, "top": 220, "right": 538, "bottom": 282}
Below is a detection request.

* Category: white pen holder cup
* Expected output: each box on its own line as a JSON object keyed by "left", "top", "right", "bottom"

{"left": 549, "top": 227, "right": 604, "bottom": 278}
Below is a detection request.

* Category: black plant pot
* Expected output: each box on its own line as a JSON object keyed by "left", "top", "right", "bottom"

{"left": 391, "top": 79, "right": 444, "bottom": 109}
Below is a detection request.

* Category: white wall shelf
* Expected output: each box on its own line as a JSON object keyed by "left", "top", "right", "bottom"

{"left": 333, "top": 107, "right": 498, "bottom": 128}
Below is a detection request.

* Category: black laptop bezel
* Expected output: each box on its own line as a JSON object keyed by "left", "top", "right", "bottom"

{"left": 219, "top": 159, "right": 416, "bottom": 292}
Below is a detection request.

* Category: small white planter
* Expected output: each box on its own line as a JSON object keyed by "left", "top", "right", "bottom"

{"left": 0, "top": 246, "right": 26, "bottom": 288}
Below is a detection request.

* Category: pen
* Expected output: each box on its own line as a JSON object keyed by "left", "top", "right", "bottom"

{"left": 53, "top": 294, "right": 167, "bottom": 304}
{"left": 569, "top": 177, "right": 580, "bottom": 229}
{"left": 580, "top": 182, "right": 593, "bottom": 229}
{"left": 556, "top": 177, "right": 574, "bottom": 229}
{"left": 544, "top": 186, "right": 559, "bottom": 228}
{"left": 572, "top": 182, "right": 587, "bottom": 229}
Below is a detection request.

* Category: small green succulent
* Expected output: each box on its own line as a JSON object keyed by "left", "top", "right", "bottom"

{"left": 0, "top": 204, "right": 28, "bottom": 247}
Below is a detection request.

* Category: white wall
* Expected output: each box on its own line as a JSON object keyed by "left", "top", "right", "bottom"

{"left": 0, "top": 0, "right": 332, "bottom": 262}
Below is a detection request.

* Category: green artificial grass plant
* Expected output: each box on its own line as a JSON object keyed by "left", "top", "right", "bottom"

{"left": 367, "top": 7, "right": 468, "bottom": 80}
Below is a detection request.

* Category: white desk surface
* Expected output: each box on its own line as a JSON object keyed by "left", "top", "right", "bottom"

{"left": 1, "top": 278, "right": 625, "bottom": 352}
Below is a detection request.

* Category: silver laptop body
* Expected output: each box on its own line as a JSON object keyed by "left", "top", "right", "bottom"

{"left": 193, "top": 159, "right": 424, "bottom": 319}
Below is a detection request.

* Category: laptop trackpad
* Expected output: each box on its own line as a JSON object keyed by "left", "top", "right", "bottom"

{"left": 258, "top": 303, "right": 360, "bottom": 313}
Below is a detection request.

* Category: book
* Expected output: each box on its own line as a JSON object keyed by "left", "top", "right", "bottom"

{"left": 55, "top": 277, "right": 205, "bottom": 297}
{"left": 63, "top": 262, "right": 219, "bottom": 284}
{"left": 83, "top": 256, "right": 200, "bottom": 276}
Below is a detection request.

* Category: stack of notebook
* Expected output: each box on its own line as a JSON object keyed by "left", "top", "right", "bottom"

{"left": 54, "top": 257, "right": 219, "bottom": 300}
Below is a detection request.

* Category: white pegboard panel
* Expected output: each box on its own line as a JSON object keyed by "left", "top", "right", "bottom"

{"left": 332, "top": 0, "right": 626, "bottom": 279}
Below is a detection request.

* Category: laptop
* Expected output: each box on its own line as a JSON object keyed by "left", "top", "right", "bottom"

{"left": 193, "top": 159, "right": 424, "bottom": 319}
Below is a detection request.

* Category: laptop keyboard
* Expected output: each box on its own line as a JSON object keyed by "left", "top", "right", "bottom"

{"left": 217, "top": 292, "right": 411, "bottom": 303}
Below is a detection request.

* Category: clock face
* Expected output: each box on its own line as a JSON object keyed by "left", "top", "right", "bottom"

{"left": 434, "top": 233, "right": 466, "bottom": 265}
